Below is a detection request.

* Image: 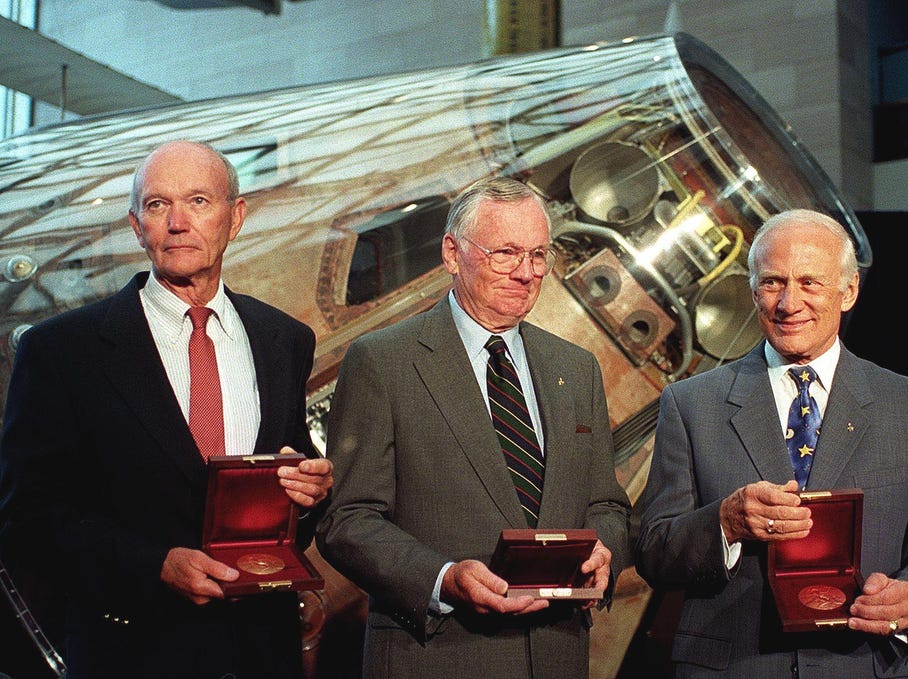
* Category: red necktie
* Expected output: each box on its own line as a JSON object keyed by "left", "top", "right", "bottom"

{"left": 187, "top": 306, "right": 225, "bottom": 460}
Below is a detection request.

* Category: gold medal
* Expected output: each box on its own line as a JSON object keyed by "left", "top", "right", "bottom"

{"left": 798, "top": 584, "right": 846, "bottom": 611}
{"left": 237, "top": 553, "right": 286, "bottom": 576}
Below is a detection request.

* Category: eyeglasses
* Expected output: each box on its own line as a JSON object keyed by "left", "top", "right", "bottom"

{"left": 461, "top": 237, "right": 557, "bottom": 276}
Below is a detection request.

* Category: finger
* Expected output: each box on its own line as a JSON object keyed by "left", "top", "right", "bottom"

{"left": 191, "top": 550, "right": 240, "bottom": 580}
{"left": 278, "top": 457, "right": 332, "bottom": 479}
{"left": 889, "top": 619, "right": 903, "bottom": 635}
{"left": 301, "top": 457, "right": 333, "bottom": 475}
{"left": 766, "top": 516, "right": 812, "bottom": 535}
{"left": 283, "top": 486, "right": 326, "bottom": 507}
{"left": 764, "top": 486, "right": 803, "bottom": 508}
{"left": 191, "top": 579, "right": 227, "bottom": 603}
{"left": 847, "top": 616, "right": 905, "bottom": 637}
{"left": 779, "top": 479, "right": 800, "bottom": 493}
{"left": 509, "top": 598, "right": 550, "bottom": 615}
{"left": 858, "top": 572, "right": 889, "bottom": 596}
{"left": 209, "top": 561, "right": 240, "bottom": 582}
{"left": 580, "top": 542, "right": 609, "bottom": 574}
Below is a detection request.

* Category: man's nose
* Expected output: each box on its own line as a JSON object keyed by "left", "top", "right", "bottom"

{"left": 168, "top": 204, "right": 189, "bottom": 231}
{"left": 512, "top": 252, "right": 536, "bottom": 280}
{"left": 777, "top": 284, "right": 801, "bottom": 310}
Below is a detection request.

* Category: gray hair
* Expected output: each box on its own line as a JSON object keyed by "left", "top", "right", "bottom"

{"left": 445, "top": 176, "right": 552, "bottom": 240}
{"left": 747, "top": 208, "right": 858, "bottom": 292}
{"left": 129, "top": 140, "right": 239, "bottom": 214}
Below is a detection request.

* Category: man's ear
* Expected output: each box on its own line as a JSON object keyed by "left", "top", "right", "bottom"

{"left": 228, "top": 197, "right": 247, "bottom": 241}
{"left": 840, "top": 271, "right": 860, "bottom": 312}
{"left": 128, "top": 210, "right": 146, "bottom": 248}
{"left": 441, "top": 233, "right": 459, "bottom": 275}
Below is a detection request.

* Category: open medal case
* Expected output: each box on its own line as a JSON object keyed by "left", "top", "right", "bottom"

{"left": 489, "top": 528, "right": 603, "bottom": 600}
{"left": 767, "top": 489, "right": 864, "bottom": 632}
{"left": 203, "top": 454, "right": 324, "bottom": 596}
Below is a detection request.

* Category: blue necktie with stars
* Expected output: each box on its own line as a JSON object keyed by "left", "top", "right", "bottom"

{"left": 786, "top": 365, "right": 821, "bottom": 490}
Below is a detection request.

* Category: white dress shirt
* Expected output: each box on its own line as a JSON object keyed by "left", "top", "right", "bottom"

{"left": 448, "top": 289, "right": 546, "bottom": 452}
{"left": 139, "top": 273, "right": 260, "bottom": 456}
{"left": 723, "top": 340, "right": 840, "bottom": 568}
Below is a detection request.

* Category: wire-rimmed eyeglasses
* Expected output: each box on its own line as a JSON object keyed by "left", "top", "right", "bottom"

{"left": 460, "top": 237, "right": 558, "bottom": 276}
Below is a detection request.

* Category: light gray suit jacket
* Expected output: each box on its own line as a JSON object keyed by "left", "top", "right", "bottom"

{"left": 316, "top": 296, "right": 631, "bottom": 679}
{"left": 636, "top": 341, "right": 908, "bottom": 678}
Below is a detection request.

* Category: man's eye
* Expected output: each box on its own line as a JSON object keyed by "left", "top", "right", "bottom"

{"left": 530, "top": 249, "right": 547, "bottom": 260}
{"left": 495, "top": 247, "right": 520, "bottom": 258}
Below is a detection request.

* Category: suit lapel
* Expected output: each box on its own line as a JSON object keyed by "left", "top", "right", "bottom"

{"left": 521, "top": 323, "right": 572, "bottom": 525}
{"left": 729, "top": 346, "right": 797, "bottom": 483}
{"left": 806, "top": 350, "right": 871, "bottom": 489}
{"left": 228, "top": 290, "right": 287, "bottom": 452}
{"left": 97, "top": 273, "right": 203, "bottom": 481}
{"left": 413, "top": 300, "right": 526, "bottom": 527}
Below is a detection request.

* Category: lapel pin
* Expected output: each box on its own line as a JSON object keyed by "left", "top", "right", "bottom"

{"left": 847, "top": 422, "right": 854, "bottom": 432}
{"left": 558, "top": 377, "right": 564, "bottom": 385}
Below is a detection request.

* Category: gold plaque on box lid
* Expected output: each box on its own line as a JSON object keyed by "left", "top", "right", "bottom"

{"left": 237, "top": 553, "right": 286, "bottom": 576}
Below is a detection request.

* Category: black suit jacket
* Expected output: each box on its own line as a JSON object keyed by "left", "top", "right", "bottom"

{"left": 0, "top": 272, "right": 319, "bottom": 679}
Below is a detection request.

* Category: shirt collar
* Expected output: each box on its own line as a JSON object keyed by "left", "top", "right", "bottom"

{"left": 764, "top": 338, "right": 840, "bottom": 392}
{"left": 142, "top": 273, "right": 231, "bottom": 341}
{"left": 448, "top": 290, "right": 521, "bottom": 362}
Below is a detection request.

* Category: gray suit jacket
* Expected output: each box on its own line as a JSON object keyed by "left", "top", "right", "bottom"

{"left": 636, "top": 341, "right": 908, "bottom": 678}
{"left": 316, "top": 296, "right": 631, "bottom": 679}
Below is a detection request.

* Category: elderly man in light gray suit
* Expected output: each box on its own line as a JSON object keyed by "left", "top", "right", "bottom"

{"left": 316, "top": 176, "right": 631, "bottom": 678}
{"left": 636, "top": 209, "right": 908, "bottom": 678}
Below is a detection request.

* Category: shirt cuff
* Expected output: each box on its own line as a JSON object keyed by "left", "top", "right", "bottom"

{"left": 429, "top": 562, "right": 455, "bottom": 616}
{"left": 721, "top": 523, "right": 742, "bottom": 569}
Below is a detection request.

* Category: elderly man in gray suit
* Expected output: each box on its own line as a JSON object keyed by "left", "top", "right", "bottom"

{"left": 316, "top": 176, "right": 631, "bottom": 678}
{"left": 636, "top": 209, "right": 908, "bottom": 678}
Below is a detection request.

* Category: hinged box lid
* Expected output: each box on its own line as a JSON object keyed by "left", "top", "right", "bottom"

{"left": 203, "top": 454, "right": 324, "bottom": 596}
{"left": 768, "top": 488, "right": 864, "bottom": 632}
{"left": 489, "top": 529, "right": 602, "bottom": 600}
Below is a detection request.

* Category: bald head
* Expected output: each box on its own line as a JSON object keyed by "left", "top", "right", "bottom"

{"left": 130, "top": 140, "right": 239, "bottom": 215}
{"left": 126, "top": 139, "right": 246, "bottom": 305}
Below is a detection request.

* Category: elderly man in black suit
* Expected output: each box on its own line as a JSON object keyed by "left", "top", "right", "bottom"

{"left": 0, "top": 140, "right": 333, "bottom": 679}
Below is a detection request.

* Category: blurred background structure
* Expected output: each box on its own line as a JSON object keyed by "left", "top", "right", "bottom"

{"left": 0, "top": 2, "right": 905, "bottom": 678}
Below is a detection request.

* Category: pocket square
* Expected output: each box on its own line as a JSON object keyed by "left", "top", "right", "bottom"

{"left": 576, "top": 424, "right": 592, "bottom": 433}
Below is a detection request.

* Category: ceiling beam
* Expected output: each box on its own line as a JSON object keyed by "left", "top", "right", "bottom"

{"left": 0, "top": 16, "right": 182, "bottom": 117}
{"left": 150, "top": 0, "right": 282, "bottom": 13}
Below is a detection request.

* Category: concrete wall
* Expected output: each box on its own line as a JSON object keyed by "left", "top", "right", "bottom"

{"left": 34, "top": 0, "right": 906, "bottom": 210}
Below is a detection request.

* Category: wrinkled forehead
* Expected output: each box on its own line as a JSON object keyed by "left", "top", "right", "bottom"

{"left": 473, "top": 197, "right": 550, "bottom": 245}
{"left": 137, "top": 144, "right": 228, "bottom": 197}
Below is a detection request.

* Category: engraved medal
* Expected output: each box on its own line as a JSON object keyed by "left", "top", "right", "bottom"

{"left": 237, "top": 553, "right": 286, "bottom": 575}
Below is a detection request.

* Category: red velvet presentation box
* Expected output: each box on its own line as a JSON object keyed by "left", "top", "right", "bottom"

{"left": 768, "top": 489, "right": 864, "bottom": 632}
{"left": 489, "top": 529, "right": 602, "bottom": 600}
{"left": 203, "top": 454, "right": 324, "bottom": 597}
